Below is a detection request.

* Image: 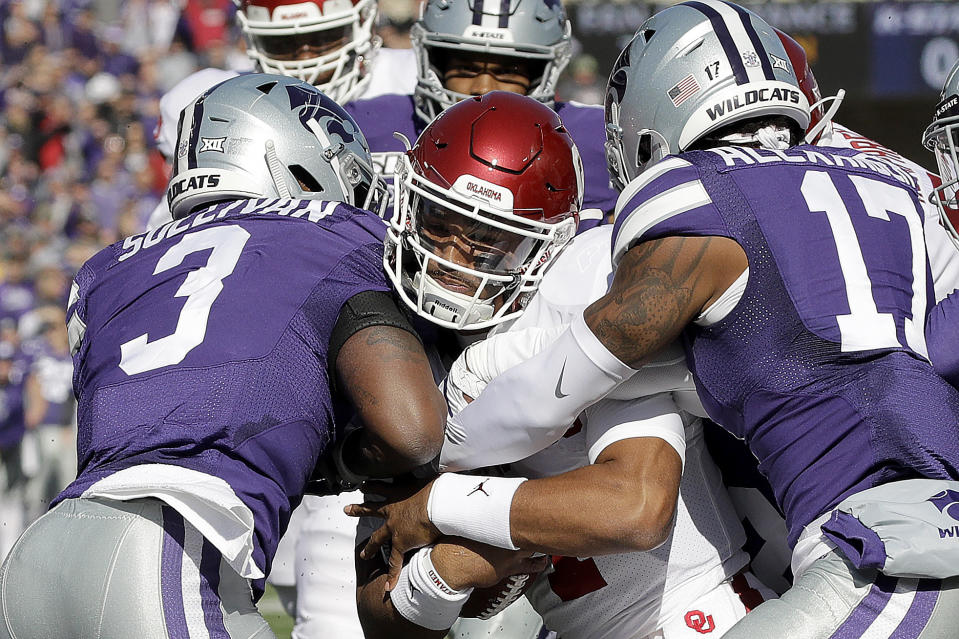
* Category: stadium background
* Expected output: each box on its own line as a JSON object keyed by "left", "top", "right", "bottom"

{"left": 0, "top": 0, "right": 954, "bottom": 636}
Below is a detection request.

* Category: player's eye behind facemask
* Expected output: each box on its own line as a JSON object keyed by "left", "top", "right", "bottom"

{"left": 413, "top": 198, "right": 537, "bottom": 276}
{"left": 253, "top": 26, "right": 352, "bottom": 59}
{"left": 235, "top": 0, "right": 379, "bottom": 102}
{"left": 410, "top": 0, "right": 572, "bottom": 122}
{"left": 431, "top": 49, "right": 542, "bottom": 92}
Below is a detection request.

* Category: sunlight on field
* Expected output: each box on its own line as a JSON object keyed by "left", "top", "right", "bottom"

{"left": 260, "top": 585, "right": 294, "bottom": 638}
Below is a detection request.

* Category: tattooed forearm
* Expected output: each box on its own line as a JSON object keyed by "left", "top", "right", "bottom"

{"left": 585, "top": 235, "right": 734, "bottom": 367}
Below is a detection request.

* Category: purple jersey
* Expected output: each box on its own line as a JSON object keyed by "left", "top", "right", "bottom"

{"left": 56, "top": 198, "right": 390, "bottom": 576}
{"left": 612, "top": 147, "right": 959, "bottom": 546}
{"left": 0, "top": 377, "right": 24, "bottom": 450}
{"left": 345, "top": 94, "right": 618, "bottom": 219}
{"left": 25, "top": 340, "right": 74, "bottom": 428}
{"left": 0, "top": 281, "right": 34, "bottom": 323}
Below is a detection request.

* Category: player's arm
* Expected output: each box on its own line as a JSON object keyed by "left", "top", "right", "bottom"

{"left": 23, "top": 370, "right": 47, "bottom": 430}
{"left": 440, "top": 235, "right": 746, "bottom": 471}
{"left": 332, "top": 290, "right": 447, "bottom": 479}
{"left": 510, "top": 403, "right": 683, "bottom": 556}
{"left": 356, "top": 537, "right": 546, "bottom": 638}
{"left": 926, "top": 288, "right": 959, "bottom": 388}
{"left": 350, "top": 394, "right": 685, "bottom": 586}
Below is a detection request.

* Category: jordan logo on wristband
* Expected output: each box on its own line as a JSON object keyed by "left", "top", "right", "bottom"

{"left": 468, "top": 480, "right": 491, "bottom": 497}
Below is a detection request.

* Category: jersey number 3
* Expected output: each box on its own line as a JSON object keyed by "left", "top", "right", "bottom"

{"left": 119, "top": 226, "right": 251, "bottom": 375}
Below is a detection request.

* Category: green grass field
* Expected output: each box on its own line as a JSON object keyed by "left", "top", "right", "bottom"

{"left": 260, "top": 585, "right": 294, "bottom": 638}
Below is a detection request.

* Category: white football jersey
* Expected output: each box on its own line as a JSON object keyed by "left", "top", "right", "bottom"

{"left": 362, "top": 47, "right": 417, "bottom": 98}
{"left": 465, "top": 226, "right": 750, "bottom": 639}
{"left": 819, "top": 124, "right": 959, "bottom": 300}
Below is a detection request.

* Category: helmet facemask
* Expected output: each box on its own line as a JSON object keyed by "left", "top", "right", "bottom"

{"left": 386, "top": 153, "right": 575, "bottom": 331}
{"left": 237, "top": 0, "right": 381, "bottom": 103}
{"left": 410, "top": 0, "right": 572, "bottom": 123}
{"left": 924, "top": 106, "right": 959, "bottom": 250}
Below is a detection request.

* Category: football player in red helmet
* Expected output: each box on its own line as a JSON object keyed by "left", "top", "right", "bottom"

{"left": 355, "top": 91, "right": 774, "bottom": 639}
{"left": 385, "top": 91, "right": 582, "bottom": 331}
{"left": 234, "top": 0, "right": 380, "bottom": 102}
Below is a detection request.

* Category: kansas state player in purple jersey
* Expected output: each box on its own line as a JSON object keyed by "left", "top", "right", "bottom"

{"left": 0, "top": 74, "right": 446, "bottom": 639}
{"left": 343, "top": 0, "right": 614, "bottom": 229}
{"left": 361, "top": 3, "right": 959, "bottom": 637}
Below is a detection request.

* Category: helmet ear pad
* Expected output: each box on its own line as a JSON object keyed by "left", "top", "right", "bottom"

{"left": 167, "top": 74, "right": 383, "bottom": 219}
{"left": 385, "top": 92, "right": 581, "bottom": 331}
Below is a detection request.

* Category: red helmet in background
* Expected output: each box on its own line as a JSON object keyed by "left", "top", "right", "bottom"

{"left": 775, "top": 29, "right": 844, "bottom": 144}
{"left": 386, "top": 91, "right": 583, "bottom": 331}
{"left": 234, "top": 0, "right": 379, "bottom": 101}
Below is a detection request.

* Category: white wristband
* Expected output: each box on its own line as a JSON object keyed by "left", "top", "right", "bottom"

{"left": 390, "top": 546, "right": 473, "bottom": 631}
{"left": 427, "top": 473, "right": 526, "bottom": 550}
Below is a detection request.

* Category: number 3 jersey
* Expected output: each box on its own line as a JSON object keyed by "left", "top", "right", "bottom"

{"left": 54, "top": 199, "right": 391, "bottom": 584}
{"left": 610, "top": 146, "right": 959, "bottom": 549}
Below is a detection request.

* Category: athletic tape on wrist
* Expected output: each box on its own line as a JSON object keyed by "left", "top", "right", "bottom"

{"left": 427, "top": 473, "right": 526, "bottom": 550}
{"left": 390, "top": 546, "right": 473, "bottom": 631}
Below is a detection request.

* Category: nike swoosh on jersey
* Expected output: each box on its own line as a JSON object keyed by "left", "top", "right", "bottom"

{"left": 555, "top": 359, "right": 570, "bottom": 398}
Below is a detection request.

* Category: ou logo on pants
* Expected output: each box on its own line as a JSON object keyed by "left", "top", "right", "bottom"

{"left": 684, "top": 610, "right": 715, "bottom": 634}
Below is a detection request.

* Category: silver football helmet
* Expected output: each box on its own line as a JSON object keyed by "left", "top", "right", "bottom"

{"left": 411, "top": 0, "right": 572, "bottom": 122}
{"left": 167, "top": 73, "right": 385, "bottom": 219}
{"left": 922, "top": 58, "right": 959, "bottom": 250}
{"left": 604, "top": 0, "right": 811, "bottom": 191}
{"left": 234, "top": 0, "right": 380, "bottom": 103}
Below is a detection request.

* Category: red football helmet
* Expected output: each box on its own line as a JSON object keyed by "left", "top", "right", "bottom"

{"left": 234, "top": 0, "right": 379, "bottom": 101}
{"left": 386, "top": 91, "right": 582, "bottom": 330}
{"left": 775, "top": 29, "right": 844, "bottom": 144}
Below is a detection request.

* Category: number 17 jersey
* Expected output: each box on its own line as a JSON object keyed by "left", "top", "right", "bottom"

{"left": 610, "top": 146, "right": 959, "bottom": 548}
{"left": 55, "top": 199, "right": 391, "bottom": 583}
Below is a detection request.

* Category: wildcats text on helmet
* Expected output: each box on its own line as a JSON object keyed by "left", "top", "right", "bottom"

{"left": 167, "top": 173, "right": 221, "bottom": 206}
{"left": 706, "top": 87, "right": 802, "bottom": 122}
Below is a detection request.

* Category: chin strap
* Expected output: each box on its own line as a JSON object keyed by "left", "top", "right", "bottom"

{"left": 410, "top": 270, "right": 496, "bottom": 328}
{"left": 806, "top": 89, "right": 846, "bottom": 144}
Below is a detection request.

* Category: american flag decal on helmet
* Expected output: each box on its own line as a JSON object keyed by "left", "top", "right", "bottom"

{"left": 668, "top": 74, "right": 701, "bottom": 107}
